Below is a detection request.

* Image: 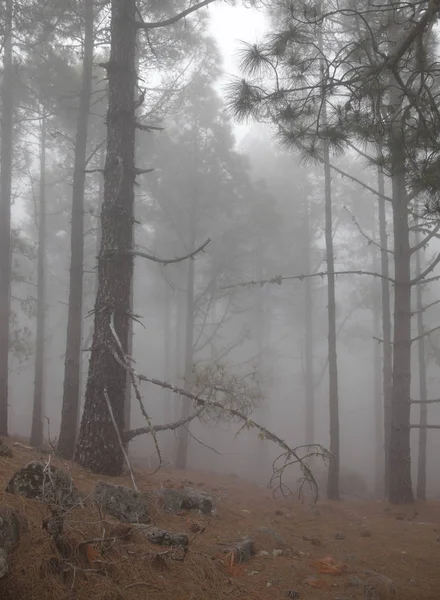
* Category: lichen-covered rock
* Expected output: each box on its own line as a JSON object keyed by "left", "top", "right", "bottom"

{"left": 92, "top": 482, "right": 150, "bottom": 524}
{"left": 0, "top": 439, "right": 12, "bottom": 458}
{"left": 156, "top": 487, "right": 213, "bottom": 514}
{"left": 143, "top": 526, "right": 188, "bottom": 547}
{"left": 5, "top": 461, "right": 81, "bottom": 508}
{"left": 0, "top": 506, "right": 26, "bottom": 579}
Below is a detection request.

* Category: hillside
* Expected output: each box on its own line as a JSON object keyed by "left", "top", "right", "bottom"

{"left": 0, "top": 441, "right": 439, "bottom": 600}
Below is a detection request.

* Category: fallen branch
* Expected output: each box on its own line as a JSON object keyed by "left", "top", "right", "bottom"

{"left": 124, "top": 408, "right": 204, "bottom": 443}
{"left": 103, "top": 387, "right": 138, "bottom": 491}
{"left": 114, "top": 365, "right": 330, "bottom": 501}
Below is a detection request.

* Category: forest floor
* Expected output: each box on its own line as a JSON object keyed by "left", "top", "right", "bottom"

{"left": 1, "top": 442, "right": 440, "bottom": 600}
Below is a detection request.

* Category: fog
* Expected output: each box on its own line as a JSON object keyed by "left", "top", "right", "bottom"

{"left": 3, "top": 0, "right": 440, "bottom": 503}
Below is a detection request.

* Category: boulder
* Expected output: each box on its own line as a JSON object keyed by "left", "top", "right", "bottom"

{"left": 92, "top": 481, "right": 150, "bottom": 524}
{"left": 0, "top": 506, "right": 26, "bottom": 579}
{"left": 6, "top": 461, "right": 81, "bottom": 509}
{"left": 221, "top": 538, "right": 255, "bottom": 564}
{"left": 0, "top": 440, "right": 12, "bottom": 458}
{"left": 143, "top": 527, "right": 188, "bottom": 547}
{"left": 156, "top": 487, "right": 213, "bottom": 514}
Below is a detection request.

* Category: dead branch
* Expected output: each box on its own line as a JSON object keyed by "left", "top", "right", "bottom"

{"left": 136, "top": 0, "right": 215, "bottom": 30}
{"left": 410, "top": 399, "right": 440, "bottom": 404}
{"left": 411, "top": 252, "right": 440, "bottom": 285}
{"left": 331, "top": 163, "right": 392, "bottom": 202}
{"left": 124, "top": 408, "right": 204, "bottom": 442}
{"left": 103, "top": 387, "right": 138, "bottom": 491}
{"left": 410, "top": 424, "right": 440, "bottom": 429}
{"left": 131, "top": 238, "right": 210, "bottom": 265}
{"left": 344, "top": 206, "right": 393, "bottom": 253}
{"left": 113, "top": 365, "right": 330, "bottom": 501}
{"left": 411, "top": 298, "right": 440, "bottom": 316}
{"left": 221, "top": 269, "right": 395, "bottom": 290}
{"left": 410, "top": 222, "right": 440, "bottom": 255}
{"left": 182, "top": 425, "right": 221, "bottom": 455}
{"left": 410, "top": 325, "right": 440, "bottom": 344}
{"left": 135, "top": 122, "right": 164, "bottom": 132}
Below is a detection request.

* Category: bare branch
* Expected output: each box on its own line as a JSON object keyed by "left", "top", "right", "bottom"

{"left": 410, "top": 424, "right": 440, "bottom": 429}
{"left": 410, "top": 222, "right": 440, "bottom": 255}
{"left": 124, "top": 408, "right": 204, "bottom": 442}
{"left": 136, "top": 0, "right": 215, "bottom": 31}
{"left": 84, "top": 168, "right": 104, "bottom": 175}
{"left": 411, "top": 253, "right": 440, "bottom": 285}
{"left": 411, "top": 298, "right": 440, "bottom": 316}
{"left": 222, "top": 269, "right": 395, "bottom": 291}
{"left": 131, "top": 238, "right": 210, "bottom": 265}
{"left": 410, "top": 325, "right": 440, "bottom": 344}
{"left": 410, "top": 399, "right": 440, "bottom": 405}
{"left": 344, "top": 206, "right": 393, "bottom": 253}
{"left": 331, "top": 163, "right": 392, "bottom": 202}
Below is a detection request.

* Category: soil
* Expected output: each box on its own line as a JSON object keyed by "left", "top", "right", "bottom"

{"left": 0, "top": 441, "right": 439, "bottom": 600}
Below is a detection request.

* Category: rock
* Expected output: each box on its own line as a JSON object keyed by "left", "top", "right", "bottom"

{"left": 285, "top": 591, "right": 300, "bottom": 599}
{"left": 335, "top": 531, "right": 346, "bottom": 540}
{"left": 6, "top": 461, "right": 81, "bottom": 508}
{"left": 255, "top": 526, "right": 286, "bottom": 547}
{"left": 0, "top": 440, "right": 12, "bottom": 458}
{"left": 143, "top": 526, "right": 188, "bottom": 547}
{"left": 258, "top": 550, "right": 269, "bottom": 557}
{"left": 222, "top": 537, "right": 255, "bottom": 564}
{"left": 363, "top": 571, "right": 396, "bottom": 599}
{"left": 272, "top": 549, "right": 283, "bottom": 557}
{"left": 92, "top": 482, "right": 150, "bottom": 524}
{"left": 156, "top": 487, "right": 213, "bottom": 514}
{"left": 0, "top": 506, "right": 26, "bottom": 579}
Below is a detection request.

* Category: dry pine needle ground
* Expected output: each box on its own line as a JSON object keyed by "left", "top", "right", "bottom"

{"left": 1, "top": 442, "right": 440, "bottom": 600}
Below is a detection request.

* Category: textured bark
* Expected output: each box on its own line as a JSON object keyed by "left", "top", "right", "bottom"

{"left": 377, "top": 168, "right": 392, "bottom": 497}
{"left": 75, "top": 0, "right": 137, "bottom": 475}
{"left": 415, "top": 231, "right": 427, "bottom": 501}
{"left": 388, "top": 13, "right": 413, "bottom": 504}
{"left": 389, "top": 166, "right": 413, "bottom": 504}
{"left": 303, "top": 194, "right": 315, "bottom": 445}
{"left": 58, "top": 0, "right": 94, "bottom": 459}
{"left": 30, "top": 111, "right": 47, "bottom": 448}
{"left": 0, "top": 0, "right": 14, "bottom": 436}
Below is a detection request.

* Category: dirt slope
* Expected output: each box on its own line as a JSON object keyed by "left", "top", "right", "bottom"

{"left": 1, "top": 442, "right": 439, "bottom": 600}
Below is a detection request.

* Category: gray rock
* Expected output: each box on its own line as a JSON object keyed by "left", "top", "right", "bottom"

{"left": 143, "top": 527, "right": 188, "bottom": 547}
{"left": 6, "top": 462, "right": 81, "bottom": 509}
{"left": 255, "top": 526, "right": 285, "bottom": 546}
{"left": 363, "top": 571, "right": 396, "bottom": 599}
{"left": 0, "top": 506, "right": 26, "bottom": 579}
{"left": 335, "top": 531, "right": 346, "bottom": 540}
{"left": 156, "top": 487, "right": 213, "bottom": 514}
{"left": 221, "top": 537, "right": 255, "bottom": 564}
{"left": 0, "top": 440, "right": 12, "bottom": 458}
{"left": 92, "top": 481, "right": 150, "bottom": 523}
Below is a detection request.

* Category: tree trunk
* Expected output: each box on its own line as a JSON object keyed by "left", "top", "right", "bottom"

{"left": 378, "top": 168, "right": 392, "bottom": 497}
{"left": 58, "top": 0, "right": 94, "bottom": 458}
{"left": 75, "top": 0, "right": 137, "bottom": 475}
{"left": 388, "top": 13, "right": 413, "bottom": 504}
{"left": 415, "top": 231, "right": 428, "bottom": 500}
{"left": 30, "top": 110, "right": 47, "bottom": 447}
{"left": 371, "top": 204, "right": 383, "bottom": 496}
{"left": 303, "top": 193, "right": 315, "bottom": 445}
{"left": 163, "top": 278, "right": 172, "bottom": 422}
{"left": 0, "top": 0, "right": 14, "bottom": 437}
{"left": 174, "top": 221, "right": 196, "bottom": 470}
{"left": 389, "top": 168, "right": 412, "bottom": 503}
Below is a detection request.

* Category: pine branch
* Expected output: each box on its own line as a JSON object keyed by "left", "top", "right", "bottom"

{"left": 410, "top": 222, "right": 440, "bottom": 255}
{"left": 136, "top": 0, "right": 215, "bottom": 31}
{"left": 131, "top": 238, "right": 210, "bottom": 265}
{"left": 221, "top": 269, "right": 395, "bottom": 290}
{"left": 410, "top": 252, "right": 440, "bottom": 285}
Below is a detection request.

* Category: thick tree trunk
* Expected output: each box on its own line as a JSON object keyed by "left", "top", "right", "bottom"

{"left": 30, "top": 110, "right": 47, "bottom": 447}
{"left": 174, "top": 240, "right": 195, "bottom": 470}
{"left": 377, "top": 168, "right": 392, "bottom": 496}
{"left": 389, "top": 166, "right": 413, "bottom": 504}
{"left": 58, "top": 0, "right": 94, "bottom": 458}
{"left": 303, "top": 193, "right": 315, "bottom": 445}
{"left": 415, "top": 231, "right": 428, "bottom": 500}
{"left": 0, "top": 0, "right": 14, "bottom": 437}
{"left": 75, "top": 0, "right": 137, "bottom": 475}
